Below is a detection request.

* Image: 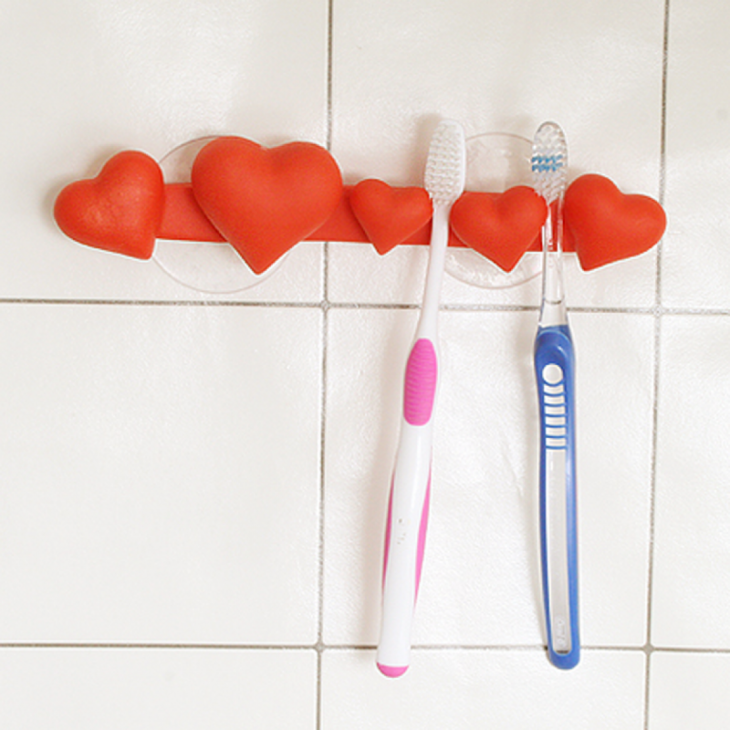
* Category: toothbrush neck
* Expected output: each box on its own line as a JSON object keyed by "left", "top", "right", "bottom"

{"left": 416, "top": 203, "right": 450, "bottom": 339}
{"left": 539, "top": 292, "right": 567, "bottom": 328}
{"left": 539, "top": 202, "right": 568, "bottom": 328}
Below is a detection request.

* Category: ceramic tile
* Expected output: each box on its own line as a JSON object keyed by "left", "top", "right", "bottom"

{"left": 323, "top": 307, "right": 423, "bottom": 647}
{"left": 151, "top": 240, "right": 324, "bottom": 304}
{"left": 324, "top": 308, "right": 545, "bottom": 647}
{"left": 571, "top": 311, "right": 655, "bottom": 647}
{"left": 0, "top": 0, "right": 327, "bottom": 301}
{"left": 0, "top": 304, "right": 321, "bottom": 644}
{"left": 323, "top": 308, "right": 653, "bottom": 648}
{"left": 648, "top": 652, "right": 730, "bottom": 730}
{"left": 328, "top": 244, "right": 656, "bottom": 310}
{"left": 0, "top": 648, "right": 316, "bottom": 729}
{"left": 329, "top": 0, "right": 663, "bottom": 307}
{"left": 331, "top": 0, "right": 664, "bottom": 185}
{"left": 326, "top": 244, "right": 545, "bottom": 308}
{"left": 652, "top": 315, "right": 730, "bottom": 649}
{"left": 662, "top": 0, "right": 730, "bottom": 310}
{"left": 322, "top": 649, "right": 645, "bottom": 729}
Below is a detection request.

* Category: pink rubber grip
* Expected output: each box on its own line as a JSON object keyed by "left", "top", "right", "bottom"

{"left": 403, "top": 339, "right": 438, "bottom": 426}
{"left": 415, "top": 476, "right": 431, "bottom": 599}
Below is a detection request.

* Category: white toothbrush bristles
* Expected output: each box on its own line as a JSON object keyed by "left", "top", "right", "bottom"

{"left": 424, "top": 120, "right": 467, "bottom": 206}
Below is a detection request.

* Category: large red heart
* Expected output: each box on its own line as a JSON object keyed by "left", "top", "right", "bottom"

{"left": 564, "top": 174, "right": 666, "bottom": 271}
{"left": 191, "top": 136, "right": 343, "bottom": 274}
{"left": 53, "top": 151, "right": 164, "bottom": 259}
{"left": 450, "top": 186, "right": 547, "bottom": 271}
{"left": 349, "top": 179, "right": 432, "bottom": 255}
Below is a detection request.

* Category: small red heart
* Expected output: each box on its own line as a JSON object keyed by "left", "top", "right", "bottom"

{"left": 564, "top": 174, "right": 666, "bottom": 271}
{"left": 450, "top": 186, "right": 547, "bottom": 272}
{"left": 349, "top": 179, "right": 432, "bottom": 255}
{"left": 53, "top": 151, "right": 164, "bottom": 259}
{"left": 191, "top": 136, "right": 343, "bottom": 274}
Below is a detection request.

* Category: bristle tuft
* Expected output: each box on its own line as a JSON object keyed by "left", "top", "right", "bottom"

{"left": 425, "top": 120, "right": 466, "bottom": 206}
{"left": 531, "top": 122, "right": 568, "bottom": 203}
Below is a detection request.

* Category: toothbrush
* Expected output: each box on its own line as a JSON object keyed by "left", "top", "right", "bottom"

{"left": 531, "top": 121, "right": 580, "bottom": 670}
{"left": 376, "top": 120, "right": 466, "bottom": 678}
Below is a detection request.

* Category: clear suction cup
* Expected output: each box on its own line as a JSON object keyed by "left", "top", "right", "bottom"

{"left": 445, "top": 132, "right": 541, "bottom": 289}
{"left": 154, "top": 137, "right": 286, "bottom": 294}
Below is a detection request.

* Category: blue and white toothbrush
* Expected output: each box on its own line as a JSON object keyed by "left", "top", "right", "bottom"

{"left": 376, "top": 119, "right": 466, "bottom": 678}
{"left": 531, "top": 121, "right": 580, "bottom": 670}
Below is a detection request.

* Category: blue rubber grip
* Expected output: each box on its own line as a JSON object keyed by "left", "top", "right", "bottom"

{"left": 534, "top": 324, "right": 580, "bottom": 670}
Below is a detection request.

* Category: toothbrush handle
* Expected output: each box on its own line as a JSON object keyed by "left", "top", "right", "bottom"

{"left": 376, "top": 337, "right": 438, "bottom": 678}
{"left": 534, "top": 325, "right": 580, "bottom": 670}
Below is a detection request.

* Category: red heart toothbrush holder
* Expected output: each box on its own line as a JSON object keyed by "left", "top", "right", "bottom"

{"left": 54, "top": 135, "right": 667, "bottom": 276}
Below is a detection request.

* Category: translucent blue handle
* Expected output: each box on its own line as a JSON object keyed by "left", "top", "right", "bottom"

{"left": 535, "top": 324, "right": 580, "bottom": 670}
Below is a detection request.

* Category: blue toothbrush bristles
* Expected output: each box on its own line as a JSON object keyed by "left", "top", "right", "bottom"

{"left": 531, "top": 154, "right": 565, "bottom": 173}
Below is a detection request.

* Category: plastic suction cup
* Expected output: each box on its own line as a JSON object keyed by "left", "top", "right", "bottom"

{"left": 154, "top": 137, "right": 286, "bottom": 294}
{"left": 445, "top": 132, "right": 541, "bottom": 289}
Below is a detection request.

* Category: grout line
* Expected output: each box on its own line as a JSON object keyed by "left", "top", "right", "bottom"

{"left": 644, "top": 2, "right": 672, "bottom": 728}
{"left": 643, "top": 311, "right": 662, "bottom": 719}
{"left": 316, "top": 296, "right": 327, "bottom": 730}
{"left": 402, "top": 644, "right": 644, "bottom": 653}
{"left": 647, "top": 307, "right": 730, "bottom": 316}
{"left": 316, "top": 287, "right": 328, "bottom": 727}
{"left": 5, "top": 297, "right": 730, "bottom": 317}
{"left": 655, "top": 0, "right": 670, "bottom": 314}
{"left": 0, "top": 643, "right": 319, "bottom": 651}
{"left": 2, "top": 641, "right": 726, "bottom": 655}
{"left": 0, "top": 299, "right": 333, "bottom": 308}
{"left": 317, "top": 3, "right": 334, "bottom": 728}
{"left": 443, "top": 304, "right": 656, "bottom": 315}
{"left": 657, "top": 0, "right": 670, "bottom": 212}
{"left": 643, "top": 305, "right": 663, "bottom": 728}
{"left": 643, "top": 646, "right": 730, "bottom": 655}
{"left": 325, "top": 0, "right": 334, "bottom": 153}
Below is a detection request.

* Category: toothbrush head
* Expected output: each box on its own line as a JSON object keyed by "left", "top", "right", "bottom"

{"left": 424, "top": 119, "right": 467, "bottom": 206}
{"left": 531, "top": 122, "right": 568, "bottom": 205}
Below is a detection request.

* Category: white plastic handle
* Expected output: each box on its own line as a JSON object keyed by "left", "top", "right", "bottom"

{"left": 376, "top": 335, "right": 438, "bottom": 677}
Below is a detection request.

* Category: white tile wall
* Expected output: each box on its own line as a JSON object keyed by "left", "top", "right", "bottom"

{"left": 648, "top": 652, "right": 730, "bottom": 730}
{"left": 0, "top": 305, "right": 322, "bottom": 645}
{"left": 322, "top": 649, "right": 646, "bottom": 729}
{"left": 0, "top": 648, "right": 317, "bottom": 728}
{"left": 0, "top": 0, "right": 727, "bottom": 727}
{"left": 662, "top": 0, "right": 730, "bottom": 310}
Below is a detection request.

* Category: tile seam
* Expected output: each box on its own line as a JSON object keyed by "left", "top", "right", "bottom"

{"left": 2, "top": 642, "right": 726, "bottom": 655}
{"left": 644, "top": 1, "right": 672, "bottom": 728}
{"left": 317, "top": 2, "right": 335, "bottom": 728}
{"left": 0, "top": 643, "right": 319, "bottom": 650}
{"left": 5, "top": 300, "right": 730, "bottom": 316}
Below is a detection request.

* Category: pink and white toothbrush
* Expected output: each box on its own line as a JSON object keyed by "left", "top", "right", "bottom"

{"left": 376, "top": 120, "right": 466, "bottom": 677}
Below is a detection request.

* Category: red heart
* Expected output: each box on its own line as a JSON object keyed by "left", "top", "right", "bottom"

{"left": 53, "top": 151, "right": 164, "bottom": 259}
{"left": 349, "top": 179, "right": 432, "bottom": 255}
{"left": 191, "top": 136, "right": 343, "bottom": 274}
{"left": 564, "top": 174, "right": 666, "bottom": 271}
{"left": 450, "top": 186, "right": 547, "bottom": 272}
